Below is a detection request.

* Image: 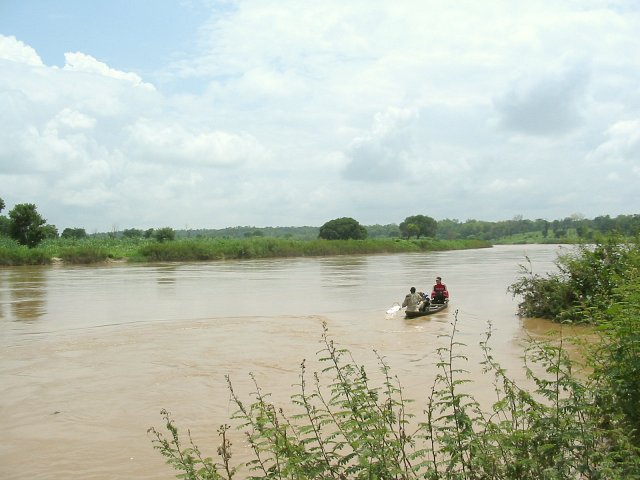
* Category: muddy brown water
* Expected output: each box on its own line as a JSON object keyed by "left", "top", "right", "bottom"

{"left": 0, "top": 244, "right": 593, "bottom": 479}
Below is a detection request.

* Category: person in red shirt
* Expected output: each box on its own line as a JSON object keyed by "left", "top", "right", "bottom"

{"left": 431, "top": 276, "right": 449, "bottom": 304}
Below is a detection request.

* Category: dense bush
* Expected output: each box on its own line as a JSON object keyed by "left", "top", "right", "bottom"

{"left": 588, "top": 264, "right": 640, "bottom": 444}
{"left": 154, "top": 227, "right": 177, "bottom": 243}
{"left": 58, "top": 245, "right": 110, "bottom": 264}
{"left": 509, "top": 235, "right": 640, "bottom": 323}
{"left": 150, "top": 318, "right": 640, "bottom": 479}
{"left": 0, "top": 242, "right": 51, "bottom": 265}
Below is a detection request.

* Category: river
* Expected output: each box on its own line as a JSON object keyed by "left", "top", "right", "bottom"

{"left": 0, "top": 244, "right": 588, "bottom": 479}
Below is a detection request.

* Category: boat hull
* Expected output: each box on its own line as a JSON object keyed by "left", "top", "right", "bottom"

{"left": 404, "top": 301, "right": 448, "bottom": 318}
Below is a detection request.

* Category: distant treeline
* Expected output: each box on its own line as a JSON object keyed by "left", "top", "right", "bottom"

{"left": 437, "top": 213, "right": 640, "bottom": 242}
{"left": 125, "top": 213, "right": 639, "bottom": 242}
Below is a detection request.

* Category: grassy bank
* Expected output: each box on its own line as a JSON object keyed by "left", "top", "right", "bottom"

{"left": 0, "top": 236, "right": 148, "bottom": 266}
{"left": 0, "top": 237, "right": 51, "bottom": 266}
{"left": 0, "top": 237, "right": 491, "bottom": 266}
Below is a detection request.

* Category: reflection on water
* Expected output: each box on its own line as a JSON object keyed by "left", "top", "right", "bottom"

{"left": 0, "top": 267, "right": 47, "bottom": 321}
{"left": 320, "top": 256, "right": 368, "bottom": 288}
{"left": 1, "top": 244, "right": 585, "bottom": 480}
{"left": 156, "top": 265, "right": 178, "bottom": 286}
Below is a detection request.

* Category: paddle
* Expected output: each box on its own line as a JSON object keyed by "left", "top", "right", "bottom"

{"left": 386, "top": 303, "right": 402, "bottom": 315}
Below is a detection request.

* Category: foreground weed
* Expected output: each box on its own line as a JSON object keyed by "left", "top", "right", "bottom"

{"left": 151, "top": 314, "right": 640, "bottom": 479}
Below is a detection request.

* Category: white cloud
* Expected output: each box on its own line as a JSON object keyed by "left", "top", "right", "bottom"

{"left": 342, "top": 107, "right": 419, "bottom": 182}
{"left": 0, "top": 35, "right": 44, "bottom": 66}
{"left": 587, "top": 119, "right": 640, "bottom": 165}
{"left": 47, "top": 108, "right": 97, "bottom": 131}
{"left": 63, "top": 52, "right": 155, "bottom": 90}
{"left": 481, "top": 178, "right": 532, "bottom": 194}
{"left": 583, "top": 119, "right": 640, "bottom": 198}
{"left": 1, "top": 2, "right": 640, "bottom": 231}
{"left": 124, "top": 120, "right": 270, "bottom": 167}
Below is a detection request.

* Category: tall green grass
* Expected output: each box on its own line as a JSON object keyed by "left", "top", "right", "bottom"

{"left": 3, "top": 236, "right": 152, "bottom": 265}
{"left": 0, "top": 236, "right": 491, "bottom": 265}
{"left": 134, "top": 237, "right": 490, "bottom": 262}
{"left": 0, "top": 237, "right": 50, "bottom": 265}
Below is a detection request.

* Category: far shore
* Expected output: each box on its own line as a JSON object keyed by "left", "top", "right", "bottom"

{"left": 2, "top": 237, "right": 493, "bottom": 267}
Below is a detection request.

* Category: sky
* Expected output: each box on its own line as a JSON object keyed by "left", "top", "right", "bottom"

{"left": 1, "top": 0, "right": 639, "bottom": 233}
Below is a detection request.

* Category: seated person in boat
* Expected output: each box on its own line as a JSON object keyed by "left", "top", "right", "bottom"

{"left": 431, "top": 276, "right": 449, "bottom": 304}
{"left": 402, "top": 286, "right": 425, "bottom": 312}
{"left": 419, "top": 291, "right": 430, "bottom": 311}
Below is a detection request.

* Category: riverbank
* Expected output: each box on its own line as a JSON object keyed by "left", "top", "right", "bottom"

{"left": 0, "top": 236, "right": 492, "bottom": 266}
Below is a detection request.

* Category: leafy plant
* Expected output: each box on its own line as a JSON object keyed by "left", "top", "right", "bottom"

{"left": 150, "top": 316, "right": 640, "bottom": 479}
{"left": 509, "top": 235, "right": 640, "bottom": 448}
{"left": 509, "top": 235, "right": 640, "bottom": 323}
{"left": 588, "top": 266, "right": 640, "bottom": 444}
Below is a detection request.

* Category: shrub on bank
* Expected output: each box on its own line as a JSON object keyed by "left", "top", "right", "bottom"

{"left": 58, "top": 245, "right": 111, "bottom": 264}
{"left": 509, "top": 234, "right": 640, "bottom": 323}
{"left": 588, "top": 265, "right": 640, "bottom": 445}
{"left": 0, "top": 245, "right": 51, "bottom": 265}
{"left": 510, "top": 233, "right": 640, "bottom": 445}
{"left": 0, "top": 237, "right": 50, "bottom": 265}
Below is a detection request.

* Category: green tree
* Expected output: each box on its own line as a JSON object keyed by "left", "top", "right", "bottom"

{"left": 8, "top": 203, "right": 47, "bottom": 247}
{"left": 122, "top": 228, "right": 143, "bottom": 238}
{"left": 0, "top": 198, "right": 8, "bottom": 237}
{"left": 0, "top": 216, "right": 9, "bottom": 237}
{"left": 318, "top": 217, "right": 367, "bottom": 240}
{"left": 399, "top": 214, "right": 437, "bottom": 238}
{"left": 436, "top": 218, "right": 460, "bottom": 240}
{"left": 42, "top": 224, "right": 59, "bottom": 239}
{"left": 542, "top": 220, "right": 550, "bottom": 238}
{"left": 61, "top": 227, "right": 87, "bottom": 239}
{"left": 154, "top": 227, "right": 176, "bottom": 242}
{"left": 365, "top": 223, "right": 400, "bottom": 238}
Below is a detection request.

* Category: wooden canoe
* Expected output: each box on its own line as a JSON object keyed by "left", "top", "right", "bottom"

{"left": 404, "top": 300, "right": 449, "bottom": 318}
